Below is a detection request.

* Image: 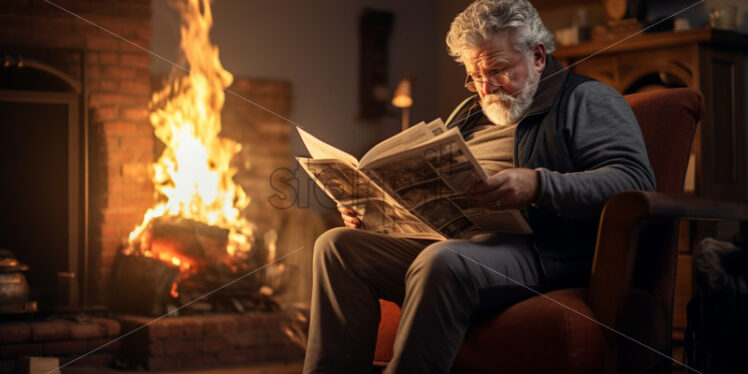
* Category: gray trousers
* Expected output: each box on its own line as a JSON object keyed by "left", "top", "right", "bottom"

{"left": 302, "top": 227, "right": 544, "bottom": 374}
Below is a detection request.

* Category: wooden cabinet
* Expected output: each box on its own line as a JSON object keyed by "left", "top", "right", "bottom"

{"left": 554, "top": 27, "right": 748, "bottom": 334}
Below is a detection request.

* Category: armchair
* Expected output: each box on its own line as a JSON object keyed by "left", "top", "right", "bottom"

{"left": 374, "top": 88, "right": 748, "bottom": 373}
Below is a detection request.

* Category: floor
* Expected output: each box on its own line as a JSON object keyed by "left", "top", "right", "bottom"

{"left": 64, "top": 362, "right": 303, "bottom": 374}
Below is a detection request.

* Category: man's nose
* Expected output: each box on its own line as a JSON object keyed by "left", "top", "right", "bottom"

{"left": 478, "top": 80, "right": 499, "bottom": 96}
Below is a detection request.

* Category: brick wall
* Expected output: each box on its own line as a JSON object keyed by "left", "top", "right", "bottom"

{"left": 0, "top": 0, "right": 154, "bottom": 301}
{"left": 221, "top": 78, "right": 292, "bottom": 233}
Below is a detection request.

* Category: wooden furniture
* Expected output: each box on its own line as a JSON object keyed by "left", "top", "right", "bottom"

{"left": 375, "top": 88, "right": 715, "bottom": 373}
{"left": 554, "top": 26, "right": 748, "bottom": 335}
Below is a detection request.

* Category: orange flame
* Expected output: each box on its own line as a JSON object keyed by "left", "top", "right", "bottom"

{"left": 170, "top": 282, "right": 180, "bottom": 298}
{"left": 129, "top": 0, "right": 255, "bottom": 256}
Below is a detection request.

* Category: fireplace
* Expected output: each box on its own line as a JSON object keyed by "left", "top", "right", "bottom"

{"left": 0, "top": 0, "right": 299, "bottom": 308}
{"left": 0, "top": 1, "right": 310, "bottom": 372}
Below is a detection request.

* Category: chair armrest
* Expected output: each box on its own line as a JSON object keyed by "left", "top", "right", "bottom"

{"left": 587, "top": 191, "right": 748, "bottom": 342}
{"left": 624, "top": 192, "right": 748, "bottom": 221}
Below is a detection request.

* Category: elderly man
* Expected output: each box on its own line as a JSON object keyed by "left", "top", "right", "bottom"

{"left": 303, "top": 0, "right": 655, "bottom": 373}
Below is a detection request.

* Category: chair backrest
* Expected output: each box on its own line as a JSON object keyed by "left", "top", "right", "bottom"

{"left": 624, "top": 88, "right": 702, "bottom": 299}
{"left": 625, "top": 88, "right": 703, "bottom": 194}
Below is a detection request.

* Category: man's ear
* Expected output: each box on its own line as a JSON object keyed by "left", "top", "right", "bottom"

{"left": 532, "top": 42, "right": 546, "bottom": 73}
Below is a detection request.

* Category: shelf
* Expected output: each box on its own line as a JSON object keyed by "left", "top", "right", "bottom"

{"left": 554, "top": 27, "right": 748, "bottom": 59}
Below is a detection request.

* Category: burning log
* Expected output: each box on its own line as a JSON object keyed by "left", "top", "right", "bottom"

{"left": 108, "top": 252, "right": 179, "bottom": 316}
{"left": 111, "top": 216, "right": 282, "bottom": 316}
{"left": 148, "top": 215, "right": 230, "bottom": 261}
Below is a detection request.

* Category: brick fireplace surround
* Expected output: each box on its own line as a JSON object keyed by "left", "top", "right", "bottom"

{"left": 1, "top": 0, "right": 292, "bottom": 301}
{"left": 0, "top": 0, "right": 298, "bottom": 372}
{"left": 0, "top": 0, "right": 158, "bottom": 300}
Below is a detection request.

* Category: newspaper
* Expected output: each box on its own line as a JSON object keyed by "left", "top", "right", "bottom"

{"left": 296, "top": 119, "right": 532, "bottom": 240}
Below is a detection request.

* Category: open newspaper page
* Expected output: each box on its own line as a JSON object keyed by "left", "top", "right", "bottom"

{"left": 361, "top": 128, "right": 532, "bottom": 239}
{"left": 358, "top": 119, "right": 447, "bottom": 166}
{"left": 297, "top": 127, "right": 360, "bottom": 166}
{"left": 297, "top": 119, "right": 444, "bottom": 168}
{"left": 297, "top": 157, "right": 444, "bottom": 240}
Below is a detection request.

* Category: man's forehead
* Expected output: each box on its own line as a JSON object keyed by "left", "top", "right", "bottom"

{"left": 463, "top": 49, "right": 513, "bottom": 68}
{"left": 462, "top": 34, "right": 518, "bottom": 69}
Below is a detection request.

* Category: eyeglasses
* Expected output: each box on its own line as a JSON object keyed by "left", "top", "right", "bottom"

{"left": 464, "top": 54, "right": 526, "bottom": 92}
{"left": 464, "top": 68, "right": 512, "bottom": 92}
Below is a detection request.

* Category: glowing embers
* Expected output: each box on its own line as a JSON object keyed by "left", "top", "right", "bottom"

{"left": 113, "top": 216, "right": 278, "bottom": 316}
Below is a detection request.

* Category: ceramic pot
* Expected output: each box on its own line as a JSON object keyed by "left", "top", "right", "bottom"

{"left": 0, "top": 251, "right": 30, "bottom": 312}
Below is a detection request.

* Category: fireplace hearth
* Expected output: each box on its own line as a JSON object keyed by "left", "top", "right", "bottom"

{"left": 117, "top": 310, "right": 307, "bottom": 370}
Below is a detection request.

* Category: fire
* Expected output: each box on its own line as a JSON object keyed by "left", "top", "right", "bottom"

{"left": 170, "top": 282, "right": 180, "bottom": 298}
{"left": 145, "top": 238, "right": 195, "bottom": 274}
{"left": 128, "top": 0, "right": 255, "bottom": 257}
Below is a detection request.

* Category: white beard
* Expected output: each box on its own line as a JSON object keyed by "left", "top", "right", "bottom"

{"left": 481, "top": 62, "right": 540, "bottom": 127}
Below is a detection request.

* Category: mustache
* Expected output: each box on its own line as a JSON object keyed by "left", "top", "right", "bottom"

{"left": 482, "top": 92, "right": 517, "bottom": 106}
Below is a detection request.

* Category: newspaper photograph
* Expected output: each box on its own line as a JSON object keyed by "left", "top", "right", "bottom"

{"left": 297, "top": 157, "right": 443, "bottom": 240}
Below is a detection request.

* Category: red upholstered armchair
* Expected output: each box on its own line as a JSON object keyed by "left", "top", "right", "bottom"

{"left": 373, "top": 88, "right": 748, "bottom": 373}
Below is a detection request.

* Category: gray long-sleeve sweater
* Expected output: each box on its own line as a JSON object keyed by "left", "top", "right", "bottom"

{"left": 447, "top": 56, "right": 655, "bottom": 289}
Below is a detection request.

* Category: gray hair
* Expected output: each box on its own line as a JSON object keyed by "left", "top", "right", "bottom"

{"left": 446, "top": 0, "right": 555, "bottom": 64}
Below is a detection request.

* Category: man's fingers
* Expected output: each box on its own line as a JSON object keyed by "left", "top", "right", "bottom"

{"left": 468, "top": 173, "right": 507, "bottom": 194}
{"left": 468, "top": 180, "right": 499, "bottom": 194}
{"left": 466, "top": 190, "right": 495, "bottom": 203}
{"left": 466, "top": 188, "right": 514, "bottom": 209}
{"left": 340, "top": 211, "right": 362, "bottom": 228}
{"left": 467, "top": 182, "right": 491, "bottom": 194}
{"left": 468, "top": 184, "right": 511, "bottom": 201}
{"left": 338, "top": 207, "right": 357, "bottom": 216}
{"left": 466, "top": 194, "right": 500, "bottom": 209}
{"left": 343, "top": 215, "right": 360, "bottom": 223}
{"left": 342, "top": 219, "right": 360, "bottom": 229}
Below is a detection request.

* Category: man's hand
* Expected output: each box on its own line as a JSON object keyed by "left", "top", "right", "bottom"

{"left": 338, "top": 206, "right": 362, "bottom": 229}
{"left": 466, "top": 168, "right": 539, "bottom": 210}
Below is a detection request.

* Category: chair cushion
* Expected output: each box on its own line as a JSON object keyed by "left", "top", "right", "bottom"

{"left": 375, "top": 289, "right": 606, "bottom": 373}
{"left": 453, "top": 288, "right": 605, "bottom": 374}
{"left": 376, "top": 288, "right": 671, "bottom": 373}
{"left": 374, "top": 299, "right": 402, "bottom": 365}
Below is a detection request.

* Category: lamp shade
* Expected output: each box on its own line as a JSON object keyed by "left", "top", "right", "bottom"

{"left": 391, "top": 78, "right": 412, "bottom": 108}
